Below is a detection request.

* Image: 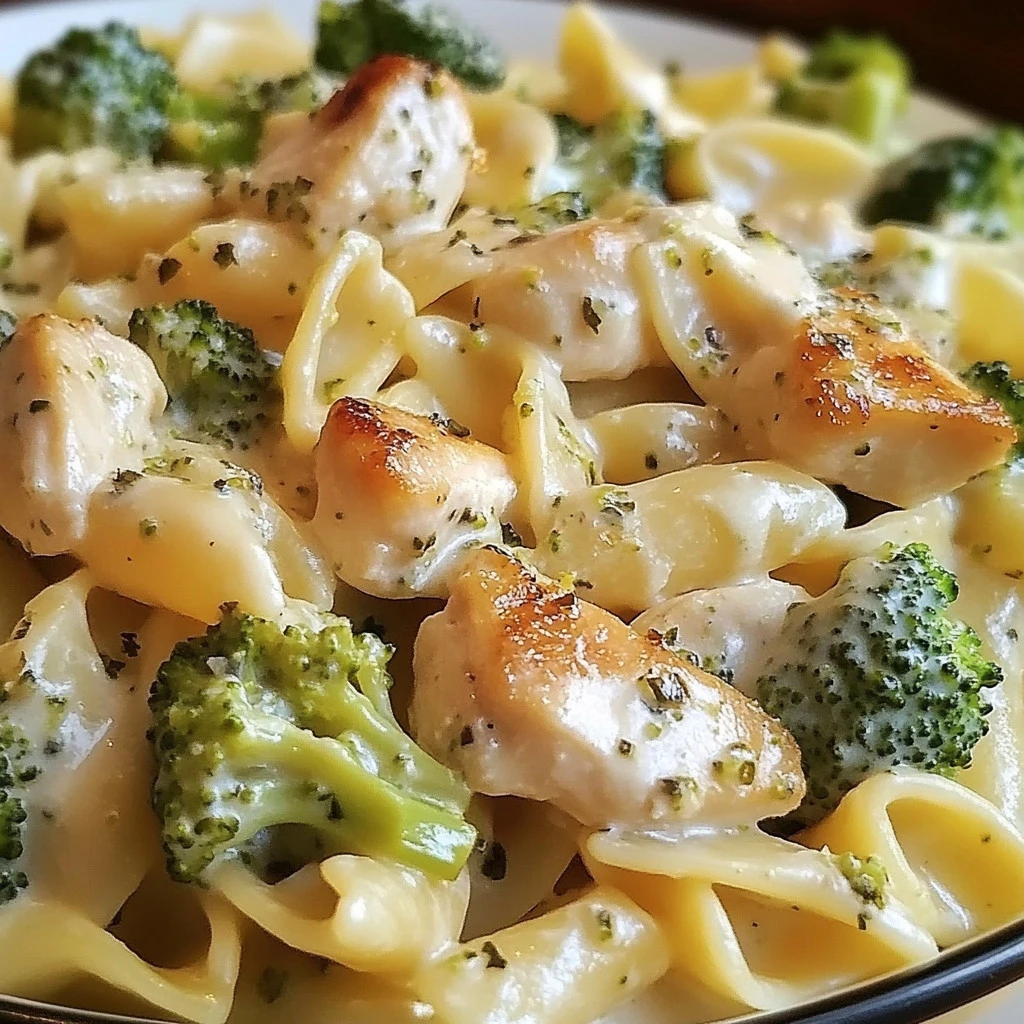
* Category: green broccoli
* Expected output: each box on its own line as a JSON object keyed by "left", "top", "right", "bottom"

{"left": 148, "top": 605, "right": 475, "bottom": 883}
{"left": 12, "top": 22, "right": 176, "bottom": 159}
{"left": 509, "top": 192, "right": 590, "bottom": 233}
{"left": 861, "top": 128, "right": 1024, "bottom": 239}
{"left": 961, "top": 361, "right": 1024, "bottom": 462}
{"left": 0, "top": 311, "right": 15, "bottom": 348}
{"left": 315, "top": 0, "right": 505, "bottom": 89}
{"left": 774, "top": 30, "right": 909, "bottom": 146}
{"left": 756, "top": 542, "right": 1000, "bottom": 829}
{"left": 546, "top": 109, "right": 667, "bottom": 212}
{"left": 162, "top": 71, "right": 327, "bottom": 171}
{"left": 0, "top": 720, "right": 37, "bottom": 905}
{"left": 128, "top": 300, "right": 278, "bottom": 450}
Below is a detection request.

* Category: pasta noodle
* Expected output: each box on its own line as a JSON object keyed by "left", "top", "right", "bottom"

{"left": 1, "top": 1, "right": 1024, "bottom": 1022}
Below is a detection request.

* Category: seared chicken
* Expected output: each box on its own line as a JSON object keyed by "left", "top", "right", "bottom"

{"left": 411, "top": 546, "right": 805, "bottom": 829}
{"left": 0, "top": 314, "right": 165, "bottom": 553}
{"left": 638, "top": 210, "right": 1017, "bottom": 506}
{"left": 249, "top": 56, "right": 474, "bottom": 253}
{"left": 732, "top": 289, "right": 1017, "bottom": 507}
{"left": 312, "top": 398, "right": 517, "bottom": 599}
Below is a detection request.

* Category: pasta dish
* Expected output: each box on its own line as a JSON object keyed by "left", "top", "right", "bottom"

{"left": 2, "top": 2, "right": 1024, "bottom": 1022}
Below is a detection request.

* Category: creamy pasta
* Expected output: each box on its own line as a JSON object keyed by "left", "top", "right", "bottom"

{"left": 0, "top": 3, "right": 1023, "bottom": 1023}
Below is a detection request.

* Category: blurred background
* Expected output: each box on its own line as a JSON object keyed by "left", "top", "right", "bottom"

{"left": 645, "top": 0, "right": 1020, "bottom": 121}
{"left": 0, "top": 0, "right": 1018, "bottom": 120}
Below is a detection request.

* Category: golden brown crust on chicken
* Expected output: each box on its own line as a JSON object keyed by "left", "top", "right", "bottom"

{"left": 411, "top": 546, "right": 805, "bottom": 829}
{"left": 311, "top": 398, "right": 516, "bottom": 598}
{"left": 249, "top": 56, "right": 473, "bottom": 253}
{"left": 742, "top": 289, "right": 1017, "bottom": 506}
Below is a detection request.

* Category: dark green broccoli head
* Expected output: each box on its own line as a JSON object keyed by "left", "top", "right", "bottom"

{"left": 861, "top": 128, "right": 1024, "bottom": 239}
{"left": 315, "top": 0, "right": 505, "bottom": 89}
{"left": 757, "top": 542, "right": 1000, "bottom": 829}
{"left": 961, "top": 361, "right": 1024, "bottom": 462}
{"left": 13, "top": 22, "right": 176, "bottom": 159}
{"left": 774, "top": 30, "right": 909, "bottom": 146}
{"left": 149, "top": 605, "right": 475, "bottom": 884}
{"left": 163, "top": 71, "right": 327, "bottom": 171}
{"left": 548, "top": 109, "right": 667, "bottom": 212}
{"left": 128, "top": 300, "right": 278, "bottom": 450}
{"left": 0, "top": 720, "right": 35, "bottom": 905}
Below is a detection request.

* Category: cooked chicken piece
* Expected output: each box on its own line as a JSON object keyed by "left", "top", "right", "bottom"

{"left": 632, "top": 578, "right": 809, "bottom": 699}
{"left": 638, "top": 212, "right": 1016, "bottom": 507}
{"left": 312, "top": 398, "right": 517, "bottom": 600}
{"left": 442, "top": 218, "right": 667, "bottom": 381}
{"left": 249, "top": 56, "right": 474, "bottom": 254}
{"left": 0, "top": 314, "right": 165, "bottom": 554}
{"left": 732, "top": 289, "right": 1016, "bottom": 507}
{"left": 411, "top": 547, "right": 805, "bottom": 830}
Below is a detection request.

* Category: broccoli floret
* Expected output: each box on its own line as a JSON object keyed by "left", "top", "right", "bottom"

{"left": 757, "top": 542, "right": 1000, "bottom": 829}
{"left": 149, "top": 605, "right": 475, "bottom": 883}
{"left": 12, "top": 22, "right": 175, "bottom": 159}
{"left": 163, "top": 71, "right": 327, "bottom": 171}
{"left": 315, "top": 0, "right": 505, "bottom": 89}
{"left": 961, "top": 361, "right": 1024, "bottom": 462}
{"left": 774, "top": 30, "right": 909, "bottom": 146}
{"left": 128, "top": 300, "right": 278, "bottom": 450}
{"left": 546, "top": 109, "right": 667, "bottom": 212}
{"left": 0, "top": 720, "right": 37, "bottom": 905}
{"left": 0, "top": 311, "right": 16, "bottom": 348}
{"left": 861, "top": 129, "right": 1024, "bottom": 239}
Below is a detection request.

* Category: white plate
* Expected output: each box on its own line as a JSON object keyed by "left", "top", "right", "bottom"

{"left": 0, "top": 2, "right": 1011, "bottom": 1023}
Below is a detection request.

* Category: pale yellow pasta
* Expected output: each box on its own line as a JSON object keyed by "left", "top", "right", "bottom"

{"left": 173, "top": 12, "right": 310, "bottom": 92}
{"left": 464, "top": 92, "right": 558, "bottom": 209}
{"left": 413, "top": 887, "right": 670, "bottom": 1024}
{"left": 954, "top": 559, "right": 1024, "bottom": 830}
{"left": 780, "top": 498, "right": 956, "bottom": 595}
{"left": 462, "top": 799, "right": 580, "bottom": 940}
{"left": 672, "top": 65, "right": 772, "bottom": 124}
{"left": 54, "top": 276, "right": 152, "bottom": 337}
{"left": 586, "top": 828, "right": 936, "bottom": 1012}
{"left": 954, "top": 467, "right": 1024, "bottom": 579}
{"left": 534, "top": 461, "right": 845, "bottom": 616}
{"left": 386, "top": 210, "right": 524, "bottom": 310}
{"left": 0, "top": 893, "right": 241, "bottom": 1024}
{"left": 79, "top": 444, "right": 332, "bottom": 623}
{"left": 213, "top": 857, "right": 468, "bottom": 973}
{"left": 558, "top": 3, "right": 702, "bottom": 139}
{"left": 149, "top": 218, "right": 320, "bottom": 351}
{"left": 956, "top": 260, "right": 1024, "bottom": 373}
{"left": 281, "top": 231, "right": 413, "bottom": 452}
{"left": 401, "top": 315, "right": 525, "bottom": 450}
{"left": 505, "top": 348, "right": 602, "bottom": 542}
{"left": 584, "top": 402, "right": 740, "bottom": 483}
{"left": 682, "top": 118, "right": 877, "bottom": 213}
{"left": 57, "top": 166, "right": 223, "bottom": 280}
{"left": 803, "top": 770, "right": 1024, "bottom": 947}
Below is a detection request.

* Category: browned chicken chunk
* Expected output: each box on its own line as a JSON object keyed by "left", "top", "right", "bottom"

{"left": 411, "top": 546, "right": 805, "bottom": 829}
{"left": 312, "top": 397, "right": 516, "bottom": 599}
